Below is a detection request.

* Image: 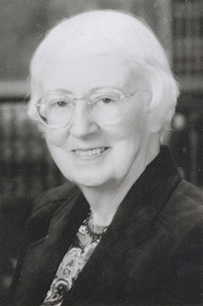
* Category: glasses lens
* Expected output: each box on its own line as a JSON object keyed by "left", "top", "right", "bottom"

{"left": 90, "top": 91, "right": 124, "bottom": 124}
{"left": 37, "top": 93, "right": 72, "bottom": 128}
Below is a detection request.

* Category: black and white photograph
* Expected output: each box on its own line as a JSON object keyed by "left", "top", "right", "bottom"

{"left": 0, "top": 1, "right": 203, "bottom": 305}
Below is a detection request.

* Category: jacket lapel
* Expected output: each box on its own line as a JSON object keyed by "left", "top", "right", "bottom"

{"left": 16, "top": 192, "right": 90, "bottom": 305}
{"left": 63, "top": 146, "right": 182, "bottom": 305}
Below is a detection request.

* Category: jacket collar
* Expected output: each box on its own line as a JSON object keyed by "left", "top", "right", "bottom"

{"left": 43, "top": 146, "right": 181, "bottom": 256}
{"left": 28, "top": 145, "right": 181, "bottom": 247}
{"left": 19, "top": 146, "right": 182, "bottom": 305}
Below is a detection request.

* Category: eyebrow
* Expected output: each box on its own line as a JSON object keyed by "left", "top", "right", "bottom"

{"left": 91, "top": 86, "right": 123, "bottom": 93}
{"left": 50, "top": 86, "right": 124, "bottom": 96}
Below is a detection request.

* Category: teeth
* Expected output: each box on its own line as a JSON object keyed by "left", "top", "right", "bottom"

{"left": 75, "top": 148, "right": 106, "bottom": 156}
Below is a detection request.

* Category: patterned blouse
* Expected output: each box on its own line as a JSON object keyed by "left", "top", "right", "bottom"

{"left": 41, "top": 218, "right": 104, "bottom": 306}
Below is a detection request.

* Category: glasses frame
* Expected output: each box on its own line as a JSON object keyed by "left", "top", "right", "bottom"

{"left": 35, "top": 89, "right": 138, "bottom": 129}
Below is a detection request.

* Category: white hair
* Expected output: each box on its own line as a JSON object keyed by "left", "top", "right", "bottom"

{"left": 28, "top": 10, "right": 179, "bottom": 142}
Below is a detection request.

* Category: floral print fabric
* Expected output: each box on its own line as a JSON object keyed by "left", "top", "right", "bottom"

{"left": 41, "top": 223, "right": 101, "bottom": 306}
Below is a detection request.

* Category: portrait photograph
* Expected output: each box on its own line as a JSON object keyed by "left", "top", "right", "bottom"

{"left": 0, "top": 1, "right": 203, "bottom": 305}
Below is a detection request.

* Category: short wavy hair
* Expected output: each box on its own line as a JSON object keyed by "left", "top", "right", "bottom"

{"left": 28, "top": 10, "right": 179, "bottom": 142}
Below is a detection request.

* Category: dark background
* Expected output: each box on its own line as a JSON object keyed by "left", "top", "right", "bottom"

{"left": 0, "top": 0, "right": 203, "bottom": 304}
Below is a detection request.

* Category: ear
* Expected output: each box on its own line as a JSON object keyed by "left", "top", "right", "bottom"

{"left": 147, "top": 107, "right": 174, "bottom": 135}
{"left": 138, "top": 89, "right": 161, "bottom": 133}
{"left": 145, "top": 91, "right": 164, "bottom": 134}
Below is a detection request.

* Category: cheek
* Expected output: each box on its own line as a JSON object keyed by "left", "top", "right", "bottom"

{"left": 47, "top": 143, "right": 65, "bottom": 167}
{"left": 45, "top": 130, "right": 71, "bottom": 170}
{"left": 118, "top": 110, "right": 144, "bottom": 140}
{"left": 47, "top": 143, "right": 74, "bottom": 181}
{"left": 45, "top": 128, "right": 68, "bottom": 148}
{"left": 115, "top": 108, "right": 149, "bottom": 158}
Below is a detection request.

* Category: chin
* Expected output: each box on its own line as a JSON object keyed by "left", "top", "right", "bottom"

{"left": 73, "top": 175, "right": 107, "bottom": 188}
{"left": 64, "top": 169, "right": 111, "bottom": 188}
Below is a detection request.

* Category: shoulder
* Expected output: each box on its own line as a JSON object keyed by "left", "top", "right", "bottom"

{"left": 166, "top": 181, "right": 203, "bottom": 302}
{"left": 149, "top": 180, "right": 203, "bottom": 303}
{"left": 172, "top": 179, "right": 203, "bottom": 242}
{"left": 160, "top": 178, "right": 203, "bottom": 228}
{"left": 26, "top": 182, "right": 81, "bottom": 242}
{"left": 169, "top": 179, "right": 203, "bottom": 223}
{"left": 175, "top": 179, "right": 203, "bottom": 204}
{"left": 31, "top": 182, "right": 80, "bottom": 213}
{"left": 157, "top": 178, "right": 203, "bottom": 253}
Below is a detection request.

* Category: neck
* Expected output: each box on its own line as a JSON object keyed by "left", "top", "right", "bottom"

{"left": 81, "top": 183, "right": 129, "bottom": 226}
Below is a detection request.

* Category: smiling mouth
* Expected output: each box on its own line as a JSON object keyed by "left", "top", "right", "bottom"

{"left": 73, "top": 147, "right": 108, "bottom": 157}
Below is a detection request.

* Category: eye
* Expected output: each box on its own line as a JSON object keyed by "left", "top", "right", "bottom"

{"left": 91, "top": 92, "right": 122, "bottom": 106}
{"left": 101, "top": 97, "right": 115, "bottom": 104}
{"left": 50, "top": 98, "right": 71, "bottom": 108}
{"left": 95, "top": 95, "right": 118, "bottom": 105}
{"left": 56, "top": 100, "right": 68, "bottom": 107}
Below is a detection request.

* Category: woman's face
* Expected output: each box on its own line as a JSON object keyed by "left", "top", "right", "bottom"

{"left": 41, "top": 55, "right": 153, "bottom": 189}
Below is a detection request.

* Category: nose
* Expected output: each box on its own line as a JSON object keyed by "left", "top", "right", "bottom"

{"left": 69, "top": 100, "right": 98, "bottom": 139}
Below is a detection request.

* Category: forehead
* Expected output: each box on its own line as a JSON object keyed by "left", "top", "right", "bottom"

{"left": 41, "top": 55, "right": 142, "bottom": 94}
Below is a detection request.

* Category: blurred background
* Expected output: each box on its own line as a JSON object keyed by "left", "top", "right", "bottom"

{"left": 0, "top": 0, "right": 203, "bottom": 304}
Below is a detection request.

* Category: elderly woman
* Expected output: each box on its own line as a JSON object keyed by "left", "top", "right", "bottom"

{"left": 8, "top": 10, "right": 203, "bottom": 306}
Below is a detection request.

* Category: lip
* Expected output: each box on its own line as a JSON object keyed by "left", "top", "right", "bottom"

{"left": 72, "top": 147, "right": 109, "bottom": 159}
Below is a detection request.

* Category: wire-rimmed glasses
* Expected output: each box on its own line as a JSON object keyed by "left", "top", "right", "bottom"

{"left": 35, "top": 88, "right": 139, "bottom": 129}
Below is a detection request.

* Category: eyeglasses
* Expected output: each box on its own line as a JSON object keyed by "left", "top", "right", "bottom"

{"left": 35, "top": 88, "right": 139, "bottom": 129}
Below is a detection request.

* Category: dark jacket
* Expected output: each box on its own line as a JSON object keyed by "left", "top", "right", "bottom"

{"left": 8, "top": 147, "right": 203, "bottom": 305}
